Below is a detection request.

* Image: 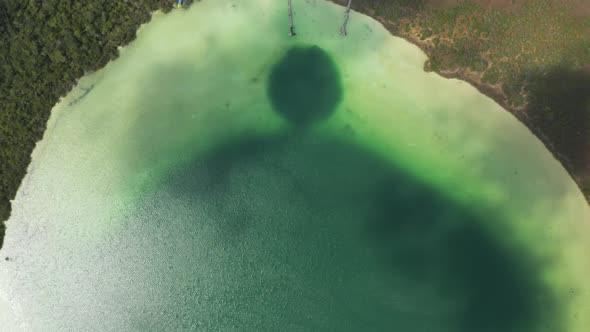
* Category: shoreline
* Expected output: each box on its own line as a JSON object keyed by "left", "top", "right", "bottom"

{"left": 330, "top": 0, "right": 589, "bottom": 202}
{"left": 0, "top": 1, "right": 175, "bottom": 249}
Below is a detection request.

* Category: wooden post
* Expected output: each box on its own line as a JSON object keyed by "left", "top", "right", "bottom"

{"left": 340, "top": 0, "right": 352, "bottom": 36}
{"left": 288, "top": 0, "right": 296, "bottom": 36}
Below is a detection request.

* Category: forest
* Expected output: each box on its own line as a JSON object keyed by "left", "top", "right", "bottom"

{"left": 0, "top": 0, "right": 181, "bottom": 247}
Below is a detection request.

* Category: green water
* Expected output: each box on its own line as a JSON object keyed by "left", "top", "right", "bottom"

{"left": 156, "top": 132, "right": 549, "bottom": 331}
{"left": 1, "top": 0, "right": 590, "bottom": 331}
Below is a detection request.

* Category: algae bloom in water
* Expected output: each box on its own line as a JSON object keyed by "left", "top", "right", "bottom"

{"left": 1, "top": 0, "right": 590, "bottom": 331}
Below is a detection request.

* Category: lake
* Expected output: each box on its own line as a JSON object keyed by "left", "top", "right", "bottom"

{"left": 1, "top": 0, "right": 589, "bottom": 330}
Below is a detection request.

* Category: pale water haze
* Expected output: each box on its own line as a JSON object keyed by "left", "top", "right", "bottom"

{"left": 1, "top": 0, "right": 589, "bottom": 331}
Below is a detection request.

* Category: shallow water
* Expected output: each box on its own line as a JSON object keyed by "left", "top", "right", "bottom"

{"left": 1, "top": 0, "right": 590, "bottom": 331}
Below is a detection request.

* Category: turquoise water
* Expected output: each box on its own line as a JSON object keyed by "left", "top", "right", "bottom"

{"left": 1, "top": 0, "right": 590, "bottom": 331}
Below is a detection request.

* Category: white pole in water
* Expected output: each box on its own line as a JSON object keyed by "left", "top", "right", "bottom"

{"left": 340, "top": 0, "right": 352, "bottom": 36}
{"left": 288, "top": 0, "right": 296, "bottom": 36}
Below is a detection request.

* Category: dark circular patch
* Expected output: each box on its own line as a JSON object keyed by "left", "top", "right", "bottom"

{"left": 267, "top": 46, "right": 342, "bottom": 125}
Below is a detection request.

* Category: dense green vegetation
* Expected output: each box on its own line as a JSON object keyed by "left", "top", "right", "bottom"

{"left": 0, "top": 0, "right": 182, "bottom": 247}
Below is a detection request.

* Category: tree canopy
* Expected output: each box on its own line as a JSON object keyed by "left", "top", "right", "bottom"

{"left": 0, "top": 0, "right": 178, "bottom": 248}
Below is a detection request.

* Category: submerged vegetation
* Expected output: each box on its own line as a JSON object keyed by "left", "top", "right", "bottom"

{"left": 0, "top": 0, "right": 183, "bottom": 247}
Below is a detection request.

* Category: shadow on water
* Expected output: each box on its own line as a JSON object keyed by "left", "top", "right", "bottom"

{"left": 167, "top": 47, "right": 558, "bottom": 332}
{"left": 126, "top": 40, "right": 564, "bottom": 329}
{"left": 267, "top": 45, "right": 343, "bottom": 126}
{"left": 164, "top": 132, "right": 560, "bottom": 331}
{"left": 372, "top": 176, "right": 557, "bottom": 331}
{"left": 525, "top": 67, "right": 590, "bottom": 198}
